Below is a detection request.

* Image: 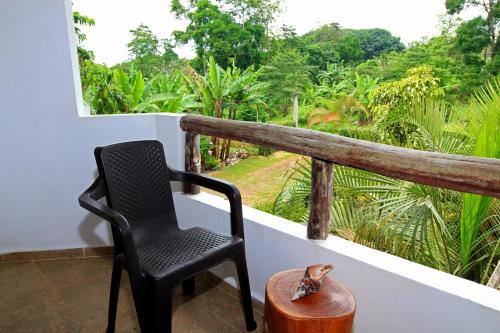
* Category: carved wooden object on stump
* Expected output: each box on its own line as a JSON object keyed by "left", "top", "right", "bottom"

{"left": 265, "top": 269, "right": 356, "bottom": 333}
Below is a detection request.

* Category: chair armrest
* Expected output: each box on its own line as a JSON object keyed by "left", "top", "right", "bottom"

{"left": 168, "top": 168, "right": 245, "bottom": 238}
{"left": 78, "top": 178, "right": 143, "bottom": 277}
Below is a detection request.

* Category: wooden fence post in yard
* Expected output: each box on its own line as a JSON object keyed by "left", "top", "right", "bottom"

{"left": 184, "top": 132, "right": 201, "bottom": 194}
{"left": 307, "top": 158, "right": 334, "bottom": 240}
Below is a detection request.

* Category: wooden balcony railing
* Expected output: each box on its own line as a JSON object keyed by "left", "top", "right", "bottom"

{"left": 180, "top": 115, "right": 500, "bottom": 240}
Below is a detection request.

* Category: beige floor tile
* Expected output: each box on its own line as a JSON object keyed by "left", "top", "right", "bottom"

{"left": 0, "top": 261, "right": 25, "bottom": 272}
{"left": 195, "top": 283, "right": 264, "bottom": 332}
{"left": 0, "top": 257, "right": 262, "bottom": 333}
{"left": 35, "top": 256, "right": 112, "bottom": 291}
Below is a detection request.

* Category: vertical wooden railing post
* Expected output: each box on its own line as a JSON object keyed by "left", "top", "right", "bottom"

{"left": 184, "top": 132, "right": 201, "bottom": 194}
{"left": 307, "top": 158, "right": 334, "bottom": 240}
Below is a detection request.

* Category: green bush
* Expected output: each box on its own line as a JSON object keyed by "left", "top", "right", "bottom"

{"left": 257, "top": 146, "right": 276, "bottom": 156}
{"left": 311, "top": 122, "right": 338, "bottom": 134}
{"left": 368, "top": 65, "right": 444, "bottom": 117}
{"left": 253, "top": 201, "right": 274, "bottom": 213}
{"left": 200, "top": 136, "right": 218, "bottom": 171}
{"left": 337, "top": 124, "right": 373, "bottom": 140}
{"left": 239, "top": 107, "right": 258, "bottom": 121}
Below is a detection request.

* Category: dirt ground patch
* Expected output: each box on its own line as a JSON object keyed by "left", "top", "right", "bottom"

{"left": 307, "top": 111, "right": 340, "bottom": 127}
{"left": 204, "top": 151, "right": 301, "bottom": 207}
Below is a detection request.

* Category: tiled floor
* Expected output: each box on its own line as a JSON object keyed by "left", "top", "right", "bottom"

{"left": 0, "top": 257, "right": 264, "bottom": 332}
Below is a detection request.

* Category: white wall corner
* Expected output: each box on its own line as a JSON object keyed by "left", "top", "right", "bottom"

{"left": 63, "top": 0, "right": 85, "bottom": 117}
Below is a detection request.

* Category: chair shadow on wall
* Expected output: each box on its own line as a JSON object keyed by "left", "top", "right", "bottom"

{"left": 78, "top": 169, "right": 112, "bottom": 247}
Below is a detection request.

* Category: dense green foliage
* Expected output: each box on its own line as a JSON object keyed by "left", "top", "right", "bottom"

{"left": 268, "top": 23, "right": 404, "bottom": 74}
{"left": 73, "top": 11, "right": 95, "bottom": 62}
{"left": 446, "top": 0, "right": 499, "bottom": 60}
{"left": 274, "top": 81, "right": 500, "bottom": 283}
{"left": 171, "top": 0, "right": 273, "bottom": 69}
{"left": 260, "top": 49, "right": 311, "bottom": 114}
{"left": 76, "top": 0, "right": 499, "bottom": 285}
{"left": 121, "top": 24, "right": 178, "bottom": 78}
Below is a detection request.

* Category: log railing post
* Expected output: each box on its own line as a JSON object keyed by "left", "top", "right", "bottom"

{"left": 307, "top": 158, "right": 334, "bottom": 240}
{"left": 184, "top": 132, "right": 201, "bottom": 194}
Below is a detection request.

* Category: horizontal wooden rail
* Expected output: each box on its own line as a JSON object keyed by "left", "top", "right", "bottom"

{"left": 181, "top": 115, "right": 500, "bottom": 198}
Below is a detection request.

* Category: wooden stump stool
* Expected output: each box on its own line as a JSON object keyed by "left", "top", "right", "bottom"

{"left": 265, "top": 269, "right": 356, "bottom": 333}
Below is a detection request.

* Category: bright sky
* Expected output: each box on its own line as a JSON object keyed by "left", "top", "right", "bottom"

{"left": 72, "top": 0, "right": 475, "bottom": 66}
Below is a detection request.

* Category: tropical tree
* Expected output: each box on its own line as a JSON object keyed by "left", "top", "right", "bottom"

{"left": 352, "top": 72, "right": 379, "bottom": 106}
{"left": 172, "top": 0, "right": 266, "bottom": 69}
{"left": 261, "top": 49, "right": 312, "bottom": 126}
{"left": 218, "top": 0, "right": 283, "bottom": 31}
{"left": 73, "top": 11, "right": 95, "bottom": 63}
{"left": 123, "top": 24, "right": 178, "bottom": 77}
{"left": 112, "top": 66, "right": 145, "bottom": 112}
{"left": 446, "top": 0, "right": 499, "bottom": 60}
{"left": 369, "top": 66, "right": 444, "bottom": 112}
{"left": 349, "top": 28, "right": 405, "bottom": 60}
{"left": 336, "top": 35, "right": 365, "bottom": 65}
{"left": 314, "top": 63, "right": 353, "bottom": 100}
{"left": 134, "top": 72, "right": 201, "bottom": 113}
{"left": 128, "top": 24, "right": 160, "bottom": 59}
{"left": 367, "top": 66, "right": 446, "bottom": 145}
{"left": 81, "top": 61, "right": 128, "bottom": 115}
{"left": 355, "top": 24, "right": 490, "bottom": 99}
{"left": 185, "top": 56, "right": 257, "bottom": 159}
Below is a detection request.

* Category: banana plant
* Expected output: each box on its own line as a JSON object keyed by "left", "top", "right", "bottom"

{"left": 352, "top": 73, "right": 379, "bottom": 105}
{"left": 134, "top": 72, "right": 202, "bottom": 113}
{"left": 112, "top": 65, "right": 145, "bottom": 112}
{"left": 317, "top": 63, "right": 351, "bottom": 85}
{"left": 133, "top": 92, "right": 201, "bottom": 113}
{"left": 145, "top": 72, "right": 183, "bottom": 96}
{"left": 199, "top": 56, "right": 256, "bottom": 118}
{"left": 184, "top": 56, "right": 257, "bottom": 159}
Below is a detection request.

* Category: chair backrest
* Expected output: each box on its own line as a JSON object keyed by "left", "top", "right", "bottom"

{"left": 94, "top": 140, "right": 178, "bottom": 238}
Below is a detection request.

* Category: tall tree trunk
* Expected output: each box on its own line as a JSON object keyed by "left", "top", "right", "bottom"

{"left": 293, "top": 93, "right": 299, "bottom": 128}
{"left": 223, "top": 139, "right": 232, "bottom": 161}
{"left": 485, "top": 0, "right": 497, "bottom": 60}
{"left": 222, "top": 108, "right": 236, "bottom": 161}
{"left": 224, "top": 109, "right": 235, "bottom": 161}
{"left": 212, "top": 100, "right": 224, "bottom": 158}
{"left": 212, "top": 137, "right": 219, "bottom": 159}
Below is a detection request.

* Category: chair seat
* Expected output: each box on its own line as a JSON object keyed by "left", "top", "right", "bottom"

{"left": 137, "top": 227, "right": 235, "bottom": 277}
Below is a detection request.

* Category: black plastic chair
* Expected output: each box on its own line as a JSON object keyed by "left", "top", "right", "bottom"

{"left": 78, "top": 140, "right": 256, "bottom": 333}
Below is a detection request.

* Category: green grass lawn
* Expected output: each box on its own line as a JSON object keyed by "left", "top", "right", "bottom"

{"left": 204, "top": 151, "right": 300, "bottom": 208}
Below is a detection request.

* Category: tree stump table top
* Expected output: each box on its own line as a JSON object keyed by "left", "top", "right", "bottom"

{"left": 265, "top": 269, "right": 356, "bottom": 333}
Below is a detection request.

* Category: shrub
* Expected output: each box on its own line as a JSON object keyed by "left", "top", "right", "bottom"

{"left": 337, "top": 125, "right": 373, "bottom": 140}
{"left": 200, "top": 136, "right": 218, "bottom": 170}
{"left": 368, "top": 65, "right": 444, "bottom": 117}
{"left": 257, "top": 146, "right": 276, "bottom": 156}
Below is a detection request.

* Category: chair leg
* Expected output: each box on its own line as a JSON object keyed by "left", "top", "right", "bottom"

{"left": 182, "top": 276, "right": 196, "bottom": 295}
{"left": 107, "top": 255, "right": 124, "bottom": 333}
{"left": 234, "top": 254, "right": 257, "bottom": 332}
{"left": 151, "top": 285, "right": 174, "bottom": 333}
